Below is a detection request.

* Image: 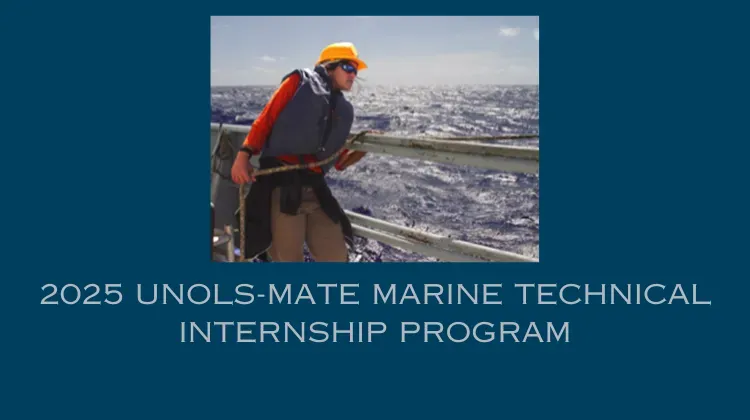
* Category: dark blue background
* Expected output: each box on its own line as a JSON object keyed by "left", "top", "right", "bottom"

{"left": 3, "top": 2, "right": 744, "bottom": 419}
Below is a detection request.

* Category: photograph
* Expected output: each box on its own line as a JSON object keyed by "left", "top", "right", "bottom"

{"left": 210, "top": 16, "right": 539, "bottom": 263}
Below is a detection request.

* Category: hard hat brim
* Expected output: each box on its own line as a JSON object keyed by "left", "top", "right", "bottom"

{"left": 351, "top": 58, "right": 368, "bottom": 71}
{"left": 317, "top": 57, "right": 368, "bottom": 71}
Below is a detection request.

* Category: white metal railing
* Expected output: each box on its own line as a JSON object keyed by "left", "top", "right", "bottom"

{"left": 210, "top": 123, "right": 538, "bottom": 174}
{"left": 346, "top": 133, "right": 538, "bottom": 174}
{"left": 210, "top": 123, "right": 539, "bottom": 262}
{"left": 346, "top": 211, "right": 536, "bottom": 262}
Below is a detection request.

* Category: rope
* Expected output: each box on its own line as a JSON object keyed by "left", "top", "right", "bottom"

{"left": 230, "top": 130, "right": 534, "bottom": 262}
{"left": 429, "top": 134, "right": 539, "bottom": 141}
{"left": 239, "top": 183, "right": 246, "bottom": 261}
{"left": 235, "top": 131, "right": 369, "bottom": 262}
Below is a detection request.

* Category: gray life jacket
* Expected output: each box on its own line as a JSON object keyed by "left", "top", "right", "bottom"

{"left": 261, "top": 65, "right": 354, "bottom": 173}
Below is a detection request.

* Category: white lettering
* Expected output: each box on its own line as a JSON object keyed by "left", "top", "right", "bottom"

{"left": 318, "top": 284, "right": 336, "bottom": 304}
{"left": 341, "top": 284, "right": 359, "bottom": 305}
{"left": 458, "top": 284, "right": 479, "bottom": 304}
{"left": 549, "top": 322, "right": 570, "bottom": 342}
{"left": 645, "top": 284, "right": 666, "bottom": 304}
{"left": 693, "top": 284, "right": 711, "bottom": 305}
{"left": 425, "top": 322, "right": 444, "bottom": 342}
{"left": 295, "top": 284, "right": 315, "bottom": 304}
{"left": 400, "top": 284, "right": 420, "bottom": 304}
{"left": 261, "top": 322, "right": 280, "bottom": 342}
{"left": 237, "top": 322, "right": 255, "bottom": 342}
{"left": 538, "top": 284, "right": 556, "bottom": 304}
{"left": 560, "top": 284, "right": 580, "bottom": 305}
{"left": 368, "top": 322, "right": 387, "bottom": 342}
{"left": 374, "top": 284, "right": 396, "bottom": 304}
{"left": 669, "top": 284, "right": 689, "bottom": 304}
{"left": 214, "top": 321, "right": 232, "bottom": 342}
{"left": 524, "top": 322, "right": 543, "bottom": 342}
{"left": 611, "top": 284, "right": 631, "bottom": 304}
{"left": 401, "top": 322, "right": 420, "bottom": 342}
{"left": 213, "top": 284, "right": 233, "bottom": 305}
{"left": 424, "top": 284, "right": 443, "bottom": 304}
{"left": 500, "top": 322, "right": 520, "bottom": 342}
{"left": 187, "top": 284, "right": 211, "bottom": 305}
{"left": 585, "top": 284, "right": 606, "bottom": 304}
{"left": 269, "top": 284, "right": 290, "bottom": 304}
{"left": 483, "top": 284, "right": 502, "bottom": 304}
{"left": 515, "top": 284, "right": 534, "bottom": 304}
{"left": 235, "top": 284, "right": 254, "bottom": 305}
{"left": 138, "top": 284, "right": 158, "bottom": 305}
{"left": 309, "top": 322, "right": 329, "bottom": 343}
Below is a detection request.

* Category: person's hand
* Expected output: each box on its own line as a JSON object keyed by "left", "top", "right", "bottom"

{"left": 338, "top": 129, "right": 383, "bottom": 170}
{"left": 231, "top": 152, "right": 255, "bottom": 184}
{"left": 337, "top": 150, "right": 368, "bottom": 170}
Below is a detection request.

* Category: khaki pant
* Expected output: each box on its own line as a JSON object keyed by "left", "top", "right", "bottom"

{"left": 268, "top": 187, "right": 348, "bottom": 262}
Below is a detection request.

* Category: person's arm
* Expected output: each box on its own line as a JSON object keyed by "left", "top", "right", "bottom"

{"left": 334, "top": 149, "right": 349, "bottom": 171}
{"left": 335, "top": 129, "right": 385, "bottom": 171}
{"left": 335, "top": 149, "right": 368, "bottom": 171}
{"left": 231, "top": 73, "right": 300, "bottom": 184}
{"left": 240, "top": 72, "right": 301, "bottom": 156}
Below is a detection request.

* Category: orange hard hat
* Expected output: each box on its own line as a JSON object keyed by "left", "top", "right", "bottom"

{"left": 315, "top": 42, "right": 368, "bottom": 71}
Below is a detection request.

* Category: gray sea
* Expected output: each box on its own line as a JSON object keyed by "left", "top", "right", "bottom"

{"left": 211, "top": 84, "right": 539, "bottom": 262}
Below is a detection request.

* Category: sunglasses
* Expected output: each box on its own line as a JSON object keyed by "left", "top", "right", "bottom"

{"left": 338, "top": 62, "right": 358, "bottom": 75}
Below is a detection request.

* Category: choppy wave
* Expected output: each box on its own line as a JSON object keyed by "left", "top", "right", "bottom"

{"left": 211, "top": 84, "right": 539, "bottom": 261}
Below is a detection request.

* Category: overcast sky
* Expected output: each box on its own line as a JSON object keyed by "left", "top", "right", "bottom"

{"left": 211, "top": 16, "right": 539, "bottom": 86}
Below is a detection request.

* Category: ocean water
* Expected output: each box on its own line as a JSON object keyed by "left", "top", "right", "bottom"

{"left": 211, "top": 83, "right": 539, "bottom": 262}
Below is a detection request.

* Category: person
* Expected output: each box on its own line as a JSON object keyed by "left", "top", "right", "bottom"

{"left": 231, "top": 42, "right": 369, "bottom": 262}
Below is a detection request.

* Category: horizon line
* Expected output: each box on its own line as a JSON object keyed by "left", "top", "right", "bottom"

{"left": 211, "top": 83, "right": 539, "bottom": 88}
